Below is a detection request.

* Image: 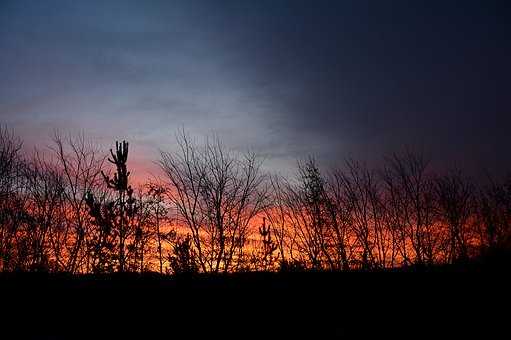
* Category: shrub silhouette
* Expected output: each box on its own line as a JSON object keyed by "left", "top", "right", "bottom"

{"left": 169, "top": 235, "right": 198, "bottom": 275}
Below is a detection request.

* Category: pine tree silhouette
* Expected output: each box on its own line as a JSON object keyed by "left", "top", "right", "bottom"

{"left": 86, "top": 141, "right": 135, "bottom": 273}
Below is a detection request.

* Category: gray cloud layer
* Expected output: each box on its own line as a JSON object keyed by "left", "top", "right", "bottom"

{"left": 1, "top": 0, "right": 510, "bottom": 177}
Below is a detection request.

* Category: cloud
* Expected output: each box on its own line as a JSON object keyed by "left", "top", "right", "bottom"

{"left": 1, "top": 0, "right": 510, "bottom": 178}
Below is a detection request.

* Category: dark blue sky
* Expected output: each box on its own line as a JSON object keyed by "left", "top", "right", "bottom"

{"left": 1, "top": 0, "right": 510, "bottom": 177}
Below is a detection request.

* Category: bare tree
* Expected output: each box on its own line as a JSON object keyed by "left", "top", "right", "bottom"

{"left": 282, "top": 158, "right": 335, "bottom": 269}
{"left": 434, "top": 172, "right": 474, "bottom": 263}
{"left": 265, "top": 175, "right": 292, "bottom": 265}
{"left": 331, "top": 160, "right": 390, "bottom": 269}
{"left": 0, "top": 127, "right": 24, "bottom": 271}
{"left": 478, "top": 176, "right": 511, "bottom": 253}
{"left": 160, "top": 131, "right": 268, "bottom": 273}
{"left": 50, "top": 132, "right": 105, "bottom": 273}
{"left": 0, "top": 127, "right": 23, "bottom": 196}
{"left": 21, "top": 151, "right": 65, "bottom": 271}
{"left": 325, "top": 171, "right": 353, "bottom": 270}
{"left": 2, "top": 126, "right": 511, "bottom": 273}
{"left": 382, "top": 152, "right": 439, "bottom": 266}
{"left": 146, "top": 181, "right": 170, "bottom": 274}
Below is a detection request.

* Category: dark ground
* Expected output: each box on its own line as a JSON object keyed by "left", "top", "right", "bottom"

{"left": 0, "top": 261, "right": 509, "bottom": 339}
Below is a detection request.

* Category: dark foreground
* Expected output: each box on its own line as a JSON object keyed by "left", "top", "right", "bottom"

{"left": 0, "top": 263, "right": 509, "bottom": 339}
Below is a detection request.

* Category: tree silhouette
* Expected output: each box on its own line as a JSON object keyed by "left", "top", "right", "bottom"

{"left": 434, "top": 172, "right": 474, "bottom": 263}
{"left": 283, "top": 158, "right": 334, "bottom": 269}
{"left": 169, "top": 234, "right": 198, "bottom": 275}
{"left": 0, "top": 127, "right": 24, "bottom": 271}
{"left": 146, "top": 182, "right": 169, "bottom": 274}
{"left": 85, "top": 141, "right": 138, "bottom": 273}
{"left": 159, "top": 131, "right": 268, "bottom": 273}
{"left": 0, "top": 127, "right": 510, "bottom": 274}
{"left": 102, "top": 141, "right": 131, "bottom": 272}
{"left": 50, "top": 132, "right": 106, "bottom": 273}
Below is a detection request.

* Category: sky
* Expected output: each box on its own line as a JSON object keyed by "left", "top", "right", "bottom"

{"left": 1, "top": 0, "right": 510, "bottom": 179}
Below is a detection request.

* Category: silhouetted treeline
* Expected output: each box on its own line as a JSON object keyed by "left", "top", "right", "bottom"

{"left": 0, "top": 127, "right": 510, "bottom": 274}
